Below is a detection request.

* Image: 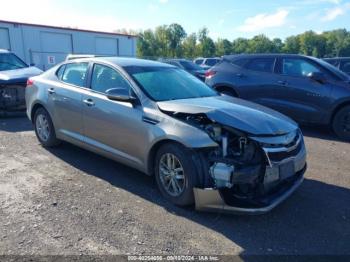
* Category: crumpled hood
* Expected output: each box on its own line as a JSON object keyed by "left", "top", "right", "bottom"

{"left": 158, "top": 96, "right": 298, "bottom": 136}
{"left": 0, "top": 67, "right": 43, "bottom": 83}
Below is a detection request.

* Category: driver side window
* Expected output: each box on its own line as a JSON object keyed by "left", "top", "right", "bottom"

{"left": 282, "top": 58, "right": 321, "bottom": 77}
{"left": 91, "top": 64, "right": 131, "bottom": 94}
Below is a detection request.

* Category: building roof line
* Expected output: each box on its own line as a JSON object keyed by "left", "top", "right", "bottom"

{"left": 0, "top": 20, "right": 138, "bottom": 38}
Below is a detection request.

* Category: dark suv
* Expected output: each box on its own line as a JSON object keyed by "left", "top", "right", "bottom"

{"left": 324, "top": 57, "right": 350, "bottom": 75}
{"left": 206, "top": 54, "right": 350, "bottom": 140}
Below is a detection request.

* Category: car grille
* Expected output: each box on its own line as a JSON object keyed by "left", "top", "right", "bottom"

{"left": 259, "top": 131, "right": 304, "bottom": 165}
{"left": 0, "top": 83, "right": 26, "bottom": 110}
{"left": 266, "top": 141, "right": 303, "bottom": 162}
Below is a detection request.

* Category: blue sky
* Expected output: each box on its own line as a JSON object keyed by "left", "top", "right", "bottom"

{"left": 2, "top": 0, "right": 350, "bottom": 40}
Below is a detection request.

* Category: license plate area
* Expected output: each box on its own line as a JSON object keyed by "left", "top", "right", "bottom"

{"left": 279, "top": 161, "right": 295, "bottom": 180}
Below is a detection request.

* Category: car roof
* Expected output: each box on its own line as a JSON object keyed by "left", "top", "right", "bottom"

{"left": 224, "top": 53, "right": 312, "bottom": 60}
{"left": 164, "top": 58, "right": 191, "bottom": 62}
{"left": 69, "top": 57, "right": 175, "bottom": 68}
{"left": 324, "top": 57, "right": 350, "bottom": 61}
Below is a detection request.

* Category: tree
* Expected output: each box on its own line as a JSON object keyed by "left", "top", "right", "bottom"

{"left": 167, "top": 23, "right": 187, "bottom": 57}
{"left": 283, "top": 35, "right": 300, "bottom": 54}
{"left": 247, "top": 35, "right": 276, "bottom": 53}
{"left": 137, "top": 29, "right": 158, "bottom": 58}
{"left": 231, "top": 38, "right": 249, "bottom": 54}
{"left": 182, "top": 33, "right": 198, "bottom": 58}
{"left": 272, "top": 38, "right": 284, "bottom": 53}
{"left": 136, "top": 24, "right": 350, "bottom": 59}
{"left": 215, "top": 39, "right": 232, "bottom": 56}
{"left": 197, "top": 28, "right": 216, "bottom": 57}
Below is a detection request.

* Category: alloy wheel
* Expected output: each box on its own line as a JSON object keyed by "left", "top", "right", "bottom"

{"left": 159, "top": 153, "right": 186, "bottom": 197}
{"left": 36, "top": 114, "right": 50, "bottom": 142}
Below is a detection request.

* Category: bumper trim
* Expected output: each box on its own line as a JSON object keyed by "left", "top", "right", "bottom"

{"left": 193, "top": 175, "right": 304, "bottom": 215}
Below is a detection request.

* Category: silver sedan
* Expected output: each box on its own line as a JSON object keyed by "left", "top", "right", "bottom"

{"left": 25, "top": 57, "right": 307, "bottom": 214}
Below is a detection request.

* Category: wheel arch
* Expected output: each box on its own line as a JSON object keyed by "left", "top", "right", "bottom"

{"left": 30, "top": 103, "right": 47, "bottom": 123}
{"left": 330, "top": 100, "right": 350, "bottom": 124}
{"left": 146, "top": 139, "right": 189, "bottom": 176}
{"left": 213, "top": 84, "right": 239, "bottom": 97}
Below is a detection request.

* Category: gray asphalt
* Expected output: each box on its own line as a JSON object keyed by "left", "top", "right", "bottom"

{"left": 0, "top": 117, "right": 349, "bottom": 257}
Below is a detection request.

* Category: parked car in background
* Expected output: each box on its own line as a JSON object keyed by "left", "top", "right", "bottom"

{"left": 25, "top": 57, "right": 306, "bottom": 214}
{"left": 324, "top": 57, "right": 350, "bottom": 75}
{"left": 194, "top": 57, "right": 221, "bottom": 70}
{"left": 206, "top": 54, "right": 350, "bottom": 140}
{"left": 66, "top": 54, "right": 104, "bottom": 61}
{"left": 162, "top": 59, "right": 206, "bottom": 81}
{"left": 0, "top": 49, "right": 42, "bottom": 112}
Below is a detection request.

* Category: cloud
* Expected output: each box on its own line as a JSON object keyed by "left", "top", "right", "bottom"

{"left": 322, "top": 2, "right": 350, "bottom": 21}
{"left": 159, "top": 0, "right": 169, "bottom": 3}
{"left": 237, "top": 9, "right": 289, "bottom": 32}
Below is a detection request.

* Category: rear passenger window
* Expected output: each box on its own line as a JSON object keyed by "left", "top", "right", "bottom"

{"left": 61, "top": 63, "right": 89, "bottom": 87}
{"left": 230, "top": 58, "right": 249, "bottom": 67}
{"left": 245, "top": 58, "right": 275, "bottom": 73}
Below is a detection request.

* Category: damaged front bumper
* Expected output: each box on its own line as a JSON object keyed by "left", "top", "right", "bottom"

{"left": 194, "top": 136, "right": 307, "bottom": 215}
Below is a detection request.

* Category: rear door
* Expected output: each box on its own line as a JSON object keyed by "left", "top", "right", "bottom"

{"left": 235, "top": 57, "right": 280, "bottom": 107}
{"left": 273, "top": 57, "right": 333, "bottom": 123}
{"left": 48, "top": 62, "right": 89, "bottom": 142}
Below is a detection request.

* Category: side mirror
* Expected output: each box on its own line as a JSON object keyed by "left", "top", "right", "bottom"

{"left": 308, "top": 72, "right": 326, "bottom": 84}
{"left": 105, "top": 88, "right": 137, "bottom": 104}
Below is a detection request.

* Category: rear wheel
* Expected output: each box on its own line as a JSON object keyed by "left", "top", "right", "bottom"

{"left": 34, "top": 108, "right": 60, "bottom": 147}
{"left": 332, "top": 105, "right": 350, "bottom": 141}
{"left": 155, "top": 143, "right": 199, "bottom": 206}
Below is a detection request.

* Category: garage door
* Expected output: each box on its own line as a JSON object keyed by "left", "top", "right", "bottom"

{"left": 95, "top": 37, "right": 119, "bottom": 56}
{"left": 0, "top": 28, "right": 10, "bottom": 50}
{"left": 40, "top": 32, "right": 73, "bottom": 69}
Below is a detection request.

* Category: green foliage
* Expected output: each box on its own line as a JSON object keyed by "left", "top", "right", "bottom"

{"left": 136, "top": 25, "right": 350, "bottom": 59}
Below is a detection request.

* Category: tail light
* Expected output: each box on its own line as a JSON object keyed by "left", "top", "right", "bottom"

{"left": 26, "top": 78, "right": 34, "bottom": 87}
{"left": 205, "top": 70, "right": 216, "bottom": 79}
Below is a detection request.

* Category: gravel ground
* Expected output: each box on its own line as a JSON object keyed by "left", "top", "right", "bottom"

{"left": 0, "top": 116, "right": 349, "bottom": 257}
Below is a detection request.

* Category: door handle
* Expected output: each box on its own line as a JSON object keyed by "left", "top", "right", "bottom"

{"left": 48, "top": 88, "right": 55, "bottom": 94}
{"left": 83, "top": 98, "right": 95, "bottom": 107}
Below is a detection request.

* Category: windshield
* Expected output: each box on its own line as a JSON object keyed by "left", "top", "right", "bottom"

{"left": 315, "top": 57, "right": 349, "bottom": 81}
{"left": 179, "top": 60, "right": 202, "bottom": 71}
{"left": 124, "top": 66, "right": 217, "bottom": 101}
{"left": 0, "top": 53, "right": 28, "bottom": 71}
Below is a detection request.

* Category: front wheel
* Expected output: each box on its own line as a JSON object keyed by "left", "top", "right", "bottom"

{"left": 332, "top": 105, "right": 350, "bottom": 141}
{"left": 34, "top": 107, "right": 60, "bottom": 147}
{"left": 155, "top": 143, "right": 199, "bottom": 206}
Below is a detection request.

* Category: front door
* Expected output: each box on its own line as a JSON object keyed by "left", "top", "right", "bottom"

{"left": 273, "top": 57, "right": 333, "bottom": 123}
{"left": 82, "top": 63, "right": 149, "bottom": 167}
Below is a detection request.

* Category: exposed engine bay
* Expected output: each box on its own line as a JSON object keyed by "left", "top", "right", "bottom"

{"left": 168, "top": 112, "right": 307, "bottom": 212}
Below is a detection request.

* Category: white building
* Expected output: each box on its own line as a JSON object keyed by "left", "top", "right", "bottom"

{"left": 0, "top": 20, "right": 137, "bottom": 70}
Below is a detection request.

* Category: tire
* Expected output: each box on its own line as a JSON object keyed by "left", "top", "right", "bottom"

{"left": 155, "top": 143, "right": 200, "bottom": 206}
{"left": 332, "top": 105, "right": 350, "bottom": 141}
{"left": 218, "top": 89, "right": 237, "bottom": 97}
{"left": 34, "top": 107, "right": 60, "bottom": 147}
